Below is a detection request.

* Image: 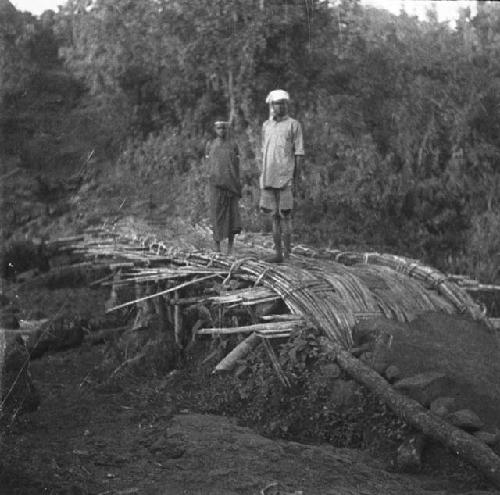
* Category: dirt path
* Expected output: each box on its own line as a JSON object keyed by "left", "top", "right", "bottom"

{"left": 1, "top": 342, "right": 497, "bottom": 495}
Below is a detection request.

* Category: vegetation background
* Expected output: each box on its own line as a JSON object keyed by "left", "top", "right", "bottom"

{"left": 1, "top": 0, "right": 499, "bottom": 283}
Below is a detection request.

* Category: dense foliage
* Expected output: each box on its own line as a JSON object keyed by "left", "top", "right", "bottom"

{"left": 1, "top": 0, "right": 499, "bottom": 282}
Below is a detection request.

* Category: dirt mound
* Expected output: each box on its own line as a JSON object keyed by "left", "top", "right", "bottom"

{"left": 359, "top": 312, "right": 500, "bottom": 429}
{"left": 154, "top": 413, "right": 489, "bottom": 495}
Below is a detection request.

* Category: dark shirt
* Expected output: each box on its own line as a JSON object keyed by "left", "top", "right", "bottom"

{"left": 206, "top": 138, "right": 241, "bottom": 197}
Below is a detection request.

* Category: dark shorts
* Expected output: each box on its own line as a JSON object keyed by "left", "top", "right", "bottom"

{"left": 259, "top": 185, "right": 293, "bottom": 216}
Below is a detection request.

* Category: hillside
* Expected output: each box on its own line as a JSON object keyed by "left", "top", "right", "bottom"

{"left": 1, "top": 1, "right": 500, "bottom": 494}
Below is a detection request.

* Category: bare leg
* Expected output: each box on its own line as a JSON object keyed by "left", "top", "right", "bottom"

{"left": 281, "top": 214, "right": 292, "bottom": 260}
{"left": 266, "top": 214, "right": 283, "bottom": 263}
{"left": 227, "top": 234, "right": 234, "bottom": 255}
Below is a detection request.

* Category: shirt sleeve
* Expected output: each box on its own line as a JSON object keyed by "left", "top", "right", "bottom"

{"left": 233, "top": 144, "right": 241, "bottom": 180}
{"left": 292, "top": 121, "right": 305, "bottom": 156}
{"left": 261, "top": 122, "right": 266, "bottom": 155}
{"left": 259, "top": 122, "right": 267, "bottom": 172}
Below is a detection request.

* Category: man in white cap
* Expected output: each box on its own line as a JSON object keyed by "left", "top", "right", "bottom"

{"left": 260, "top": 89, "right": 304, "bottom": 262}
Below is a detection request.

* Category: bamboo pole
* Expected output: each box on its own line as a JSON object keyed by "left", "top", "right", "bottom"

{"left": 260, "top": 314, "right": 303, "bottom": 322}
{"left": 174, "top": 291, "right": 181, "bottom": 347}
{"left": 262, "top": 338, "right": 290, "bottom": 387}
{"left": 105, "top": 274, "right": 220, "bottom": 313}
{"left": 257, "top": 333, "right": 291, "bottom": 339}
{"left": 198, "top": 321, "right": 303, "bottom": 336}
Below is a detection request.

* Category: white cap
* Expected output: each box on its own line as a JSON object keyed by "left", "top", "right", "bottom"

{"left": 266, "top": 89, "right": 289, "bottom": 103}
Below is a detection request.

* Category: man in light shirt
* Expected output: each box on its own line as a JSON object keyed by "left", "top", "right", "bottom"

{"left": 260, "top": 89, "right": 304, "bottom": 263}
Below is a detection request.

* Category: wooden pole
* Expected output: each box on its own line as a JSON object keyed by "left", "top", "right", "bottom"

{"left": 105, "top": 274, "right": 220, "bottom": 313}
{"left": 215, "top": 333, "right": 261, "bottom": 372}
{"left": 198, "top": 320, "right": 303, "bottom": 336}
{"left": 174, "top": 291, "right": 181, "bottom": 347}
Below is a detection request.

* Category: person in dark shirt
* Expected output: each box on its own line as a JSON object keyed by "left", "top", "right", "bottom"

{"left": 205, "top": 120, "right": 242, "bottom": 255}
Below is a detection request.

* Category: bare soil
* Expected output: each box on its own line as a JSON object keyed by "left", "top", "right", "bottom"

{"left": 0, "top": 344, "right": 495, "bottom": 495}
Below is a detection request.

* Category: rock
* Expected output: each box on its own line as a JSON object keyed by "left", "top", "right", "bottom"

{"left": 394, "top": 372, "right": 450, "bottom": 406}
{"left": 1, "top": 334, "right": 40, "bottom": 417}
{"left": 149, "top": 435, "right": 185, "bottom": 459}
{"left": 473, "top": 430, "right": 499, "bottom": 446}
{"left": 352, "top": 316, "right": 408, "bottom": 346}
{"left": 396, "top": 433, "right": 426, "bottom": 472}
{"left": 447, "top": 409, "right": 483, "bottom": 432}
{"left": 384, "top": 364, "right": 401, "bottom": 383}
{"left": 429, "top": 397, "right": 456, "bottom": 417}
{"left": 319, "top": 363, "right": 341, "bottom": 379}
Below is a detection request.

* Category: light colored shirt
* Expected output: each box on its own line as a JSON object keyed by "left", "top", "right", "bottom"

{"left": 261, "top": 115, "right": 304, "bottom": 189}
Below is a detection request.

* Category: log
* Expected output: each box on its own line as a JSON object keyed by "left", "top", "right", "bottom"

{"left": 323, "top": 340, "right": 500, "bottom": 489}
{"left": 214, "top": 333, "right": 261, "bottom": 372}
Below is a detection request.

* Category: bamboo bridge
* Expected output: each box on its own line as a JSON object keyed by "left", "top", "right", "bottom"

{"left": 41, "top": 219, "right": 500, "bottom": 488}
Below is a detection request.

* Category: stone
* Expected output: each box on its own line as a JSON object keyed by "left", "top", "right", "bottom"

{"left": 396, "top": 433, "right": 426, "bottom": 472}
{"left": 473, "top": 430, "right": 499, "bottom": 446}
{"left": 352, "top": 316, "right": 408, "bottom": 345}
{"left": 149, "top": 435, "right": 185, "bottom": 459}
{"left": 447, "top": 409, "right": 483, "bottom": 432}
{"left": 429, "top": 397, "right": 456, "bottom": 417}
{"left": 384, "top": 364, "right": 401, "bottom": 383}
{"left": 319, "top": 362, "right": 341, "bottom": 379}
{"left": 394, "top": 372, "right": 450, "bottom": 406}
